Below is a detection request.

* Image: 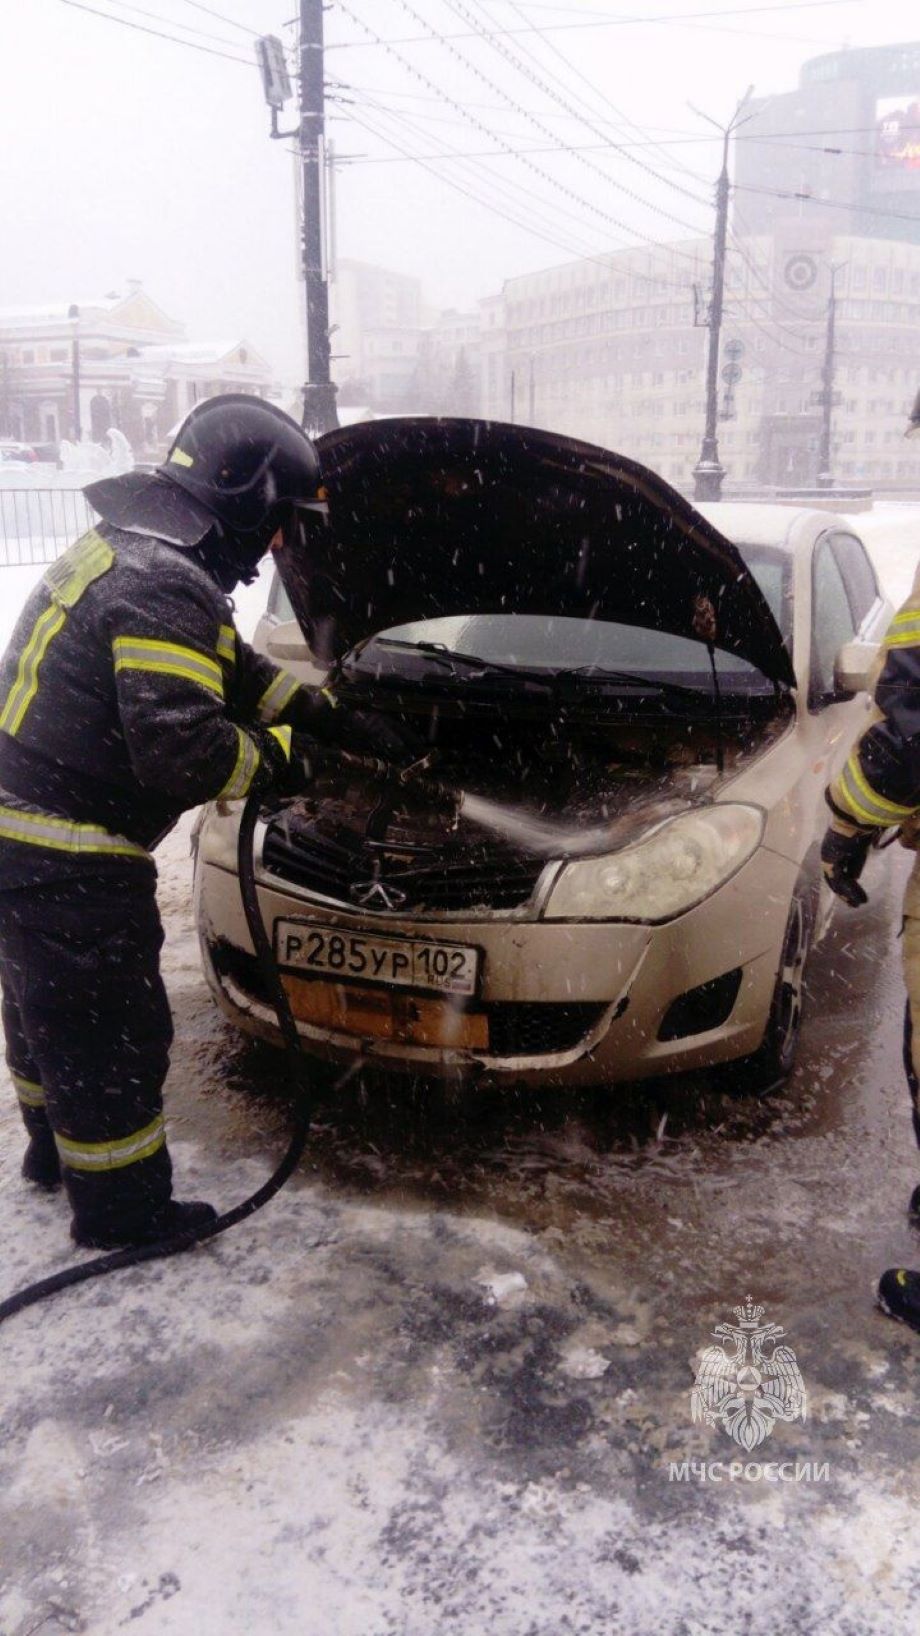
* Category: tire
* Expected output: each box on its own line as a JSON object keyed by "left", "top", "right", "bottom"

{"left": 731, "top": 885, "right": 815, "bottom": 1095}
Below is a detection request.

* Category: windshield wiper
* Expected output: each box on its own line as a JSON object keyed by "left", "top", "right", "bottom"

{"left": 371, "top": 639, "right": 555, "bottom": 688}
{"left": 554, "top": 666, "right": 713, "bottom": 698}
{"left": 369, "top": 643, "right": 718, "bottom": 700}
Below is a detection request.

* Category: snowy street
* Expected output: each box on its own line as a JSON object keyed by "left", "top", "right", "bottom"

{"left": 1, "top": 508, "right": 920, "bottom": 1634}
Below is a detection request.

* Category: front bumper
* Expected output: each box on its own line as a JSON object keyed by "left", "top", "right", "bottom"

{"left": 194, "top": 806, "right": 798, "bottom": 1087}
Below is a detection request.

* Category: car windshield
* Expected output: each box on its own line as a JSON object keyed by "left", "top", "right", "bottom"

{"left": 272, "top": 543, "right": 790, "bottom": 691}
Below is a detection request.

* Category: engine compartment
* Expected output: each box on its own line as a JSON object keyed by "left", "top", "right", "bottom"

{"left": 259, "top": 698, "right": 790, "bottom": 915}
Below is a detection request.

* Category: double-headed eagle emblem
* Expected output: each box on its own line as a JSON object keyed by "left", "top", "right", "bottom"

{"left": 691, "top": 1295, "right": 807, "bottom": 1451}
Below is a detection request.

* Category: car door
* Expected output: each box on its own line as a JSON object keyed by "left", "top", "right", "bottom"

{"left": 809, "top": 529, "right": 891, "bottom": 930}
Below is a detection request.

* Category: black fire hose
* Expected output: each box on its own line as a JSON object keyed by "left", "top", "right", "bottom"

{"left": 0, "top": 788, "right": 316, "bottom": 1328}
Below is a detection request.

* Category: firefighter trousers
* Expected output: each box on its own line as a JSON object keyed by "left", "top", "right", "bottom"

{"left": 0, "top": 865, "right": 175, "bottom": 1235}
{"left": 902, "top": 852, "right": 920, "bottom": 1151}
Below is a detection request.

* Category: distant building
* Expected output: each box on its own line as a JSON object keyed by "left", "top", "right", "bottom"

{"left": 736, "top": 43, "right": 920, "bottom": 246}
{"left": 501, "top": 241, "right": 711, "bottom": 484}
{"left": 0, "top": 281, "right": 272, "bottom": 454}
{"left": 499, "top": 227, "right": 920, "bottom": 490}
{"left": 331, "top": 260, "right": 425, "bottom": 409}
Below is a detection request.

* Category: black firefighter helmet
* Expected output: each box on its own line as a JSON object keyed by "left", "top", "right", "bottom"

{"left": 85, "top": 394, "right": 325, "bottom": 589}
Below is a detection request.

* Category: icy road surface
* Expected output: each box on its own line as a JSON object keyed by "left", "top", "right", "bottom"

{"left": 2, "top": 511, "right": 920, "bottom": 1634}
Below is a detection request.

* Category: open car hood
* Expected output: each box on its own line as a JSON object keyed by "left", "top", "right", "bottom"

{"left": 273, "top": 418, "right": 795, "bottom": 689}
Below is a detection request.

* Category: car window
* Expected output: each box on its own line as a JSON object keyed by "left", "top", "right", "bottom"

{"left": 272, "top": 557, "right": 787, "bottom": 692}
{"left": 742, "top": 545, "right": 792, "bottom": 643}
{"left": 828, "top": 531, "right": 880, "bottom": 629}
{"left": 811, "top": 539, "right": 856, "bottom": 700}
{"left": 371, "top": 612, "right": 775, "bottom": 691}
{"left": 268, "top": 573, "right": 292, "bottom": 621}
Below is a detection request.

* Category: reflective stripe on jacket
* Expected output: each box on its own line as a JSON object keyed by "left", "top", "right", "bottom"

{"left": 0, "top": 526, "right": 318, "bottom": 851}
{"left": 827, "top": 564, "right": 920, "bottom": 831}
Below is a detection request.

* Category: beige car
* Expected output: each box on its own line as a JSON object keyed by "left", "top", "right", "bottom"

{"left": 193, "top": 419, "right": 890, "bottom": 1090}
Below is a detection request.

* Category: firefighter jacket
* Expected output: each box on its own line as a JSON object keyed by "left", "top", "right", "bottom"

{"left": 0, "top": 523, "right": 344, "bottom": 872}
{"left": 826, "top": 561, "right": 920, "bottom": 850}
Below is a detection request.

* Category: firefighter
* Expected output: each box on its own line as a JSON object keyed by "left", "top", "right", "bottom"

{"left": 0, "top": 394, "right": 409, "bottom": 1250}
{"left": 821, "top": 387, "right": 920, "bottom": 1330}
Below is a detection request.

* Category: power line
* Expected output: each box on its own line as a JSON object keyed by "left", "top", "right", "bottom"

{"left": 353, "top": 93, "right": 624, "bottom": 259}
{"left": 346, "top": 107, "right": 826, "bottom": 366}
{"left": 358, "top": 91, "right": 709, "bottom": 289}
{"left": 439, "top": 0, "right": 713, "bottom": 208}
{"left": 327, "top": 123, "right": 917, "bottom": 168}
{"left": 734, "top": 179, "right": 920, "bottom": 226}
{"left": 333, "top": 0, "right": 707, "bottom": 264}
{"left": 490, "top": 0, "right": 710, "bottom": 184}
{"left": 327, "top": 0, "right": 862, "bottom": 48}
{"left": 55, "top": 0, "right": 252, "bottom": 62}
{"left": 346, "top": 103, "right": 626, "bottom": 269}
{"left": 334, "top": 101, "right": 918, "bottom": 152}
{"left": 386, "top": 0, "right": 709, "bottom": 240}
{"left": 487, "top": 0, "right": 857, "bottom": 19}
{"left": 176, "top": 0, "right": 257, "bottom": 34}
{"left": 341, "top": 101, "right": 708, "bottom": 291}
{"left": 92, "top": 0, "right": 249, "bottom": 48}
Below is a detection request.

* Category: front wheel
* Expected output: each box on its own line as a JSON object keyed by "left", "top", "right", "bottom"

{"left": 732, "top": 887, "right": 814, "bottom": 1095}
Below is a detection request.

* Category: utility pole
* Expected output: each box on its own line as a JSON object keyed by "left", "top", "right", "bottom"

{"left": 816, "top": 263, "right": 845, "bottom": 489}
{"left": 528, "top": 354, "right": 536, "bottom": 424}
{"left": 691, "top": 92, "right": 753, "bottom": 503}
{"left": 256, "top": 11, "right": 338, "bottom": 436}
{"left": 298, "top": 0, "right": 338, "bottom": 435}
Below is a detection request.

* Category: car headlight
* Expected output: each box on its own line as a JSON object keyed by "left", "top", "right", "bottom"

{"left": 543, "top": 804, "right": 764, "bottom": 924}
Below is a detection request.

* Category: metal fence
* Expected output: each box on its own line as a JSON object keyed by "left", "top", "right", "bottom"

{"left": 0, "top": 488, "right": 97, "bottom": 567}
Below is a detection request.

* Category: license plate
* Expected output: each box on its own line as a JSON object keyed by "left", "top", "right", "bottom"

{"left": 281, "top": 978, "right": 489, "bottom": 1048}
{"left": 274, "top": 919, "right": 481, "bottom": 997}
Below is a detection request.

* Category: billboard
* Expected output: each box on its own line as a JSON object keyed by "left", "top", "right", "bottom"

{"left": 875, "top": 95, "right": 920, "bottom": 184}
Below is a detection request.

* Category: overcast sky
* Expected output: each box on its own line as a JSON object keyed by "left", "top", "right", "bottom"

{"left": 2, "top": 0, "right": 918, "bottom": 390}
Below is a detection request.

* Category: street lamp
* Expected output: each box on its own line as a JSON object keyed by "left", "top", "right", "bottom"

{"left": 67, "top": 303, "right": 81, "bottom": 443}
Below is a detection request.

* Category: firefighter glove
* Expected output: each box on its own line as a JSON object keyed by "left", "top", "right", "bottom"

{"left": 820, "top": 822, "right": 872, "bottom": 908}
{"left": 342, "top": 707, "right": 427, "bottom": 766}
{"left": 255, "top": 726, "right": 317, "bottom": 796}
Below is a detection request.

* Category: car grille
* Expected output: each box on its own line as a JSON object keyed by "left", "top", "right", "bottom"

{"left": 211, "top": 942, "right": 605, "bottom": 1058}
{"left": 261, "top": 819, "right": 544, "bottom": 913}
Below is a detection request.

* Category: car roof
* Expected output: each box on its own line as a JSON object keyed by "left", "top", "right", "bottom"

{"left": 695, "top": 502, "right": 843, "bottom": 553}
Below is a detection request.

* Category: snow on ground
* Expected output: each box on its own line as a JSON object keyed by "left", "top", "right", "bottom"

{"left": 2, "top": 505, "right": 920, "bottom": 1633}
{"left": 2, "top": 820, "right": 920, "bottom": 1634}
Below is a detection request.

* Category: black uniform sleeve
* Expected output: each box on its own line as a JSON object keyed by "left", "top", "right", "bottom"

{"left": 226, "top": 630, "right": 423, "bottom": 764}
{"left": 107, "top": 564, "right": 283, "bottom": 806}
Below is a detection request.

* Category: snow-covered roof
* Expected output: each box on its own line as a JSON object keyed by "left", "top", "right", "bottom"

{"left": 138, "top": 340, "right": 248, "bottom": 365}
{"left": 0, "top": 295, "right": 123, "bottom": 329}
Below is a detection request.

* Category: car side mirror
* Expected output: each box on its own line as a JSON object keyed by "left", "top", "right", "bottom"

{"left": 833, "top": 639, "right": 879, "bottom": 697}
{"left": 265, "top": 618, "right": 313, "bottom": 664}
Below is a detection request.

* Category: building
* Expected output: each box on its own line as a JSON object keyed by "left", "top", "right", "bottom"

{"left": 331, "top": 259, "right": 425, "bottom": 409}
{"left": 736, "top": 43, "right": 920, "bottom": 247}
{"left": 0, "top": 282, "right": 272, "bottom": 455}
{"left": 501, "top": 241, "right": 711, "bottom": 484}
{"left": 497, "top": 223, "right": 920, "bottom": 491}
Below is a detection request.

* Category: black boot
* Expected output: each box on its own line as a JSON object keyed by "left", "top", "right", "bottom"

{"left": 21, "top": 1133, "right": 61, "bottom": 1189}
{"left": 908, "top": 1184, "right": 920, "bottom": 1224}
{"left": 71, "top": 1199, "right": 218, "bottom": 1251}
{"left": 877, "top": 1268, "right": 920, "bottom": 1333}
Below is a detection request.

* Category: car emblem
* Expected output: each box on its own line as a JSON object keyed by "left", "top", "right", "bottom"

{"left": 348, "top": 879, "right": 408, "bottom": 911}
